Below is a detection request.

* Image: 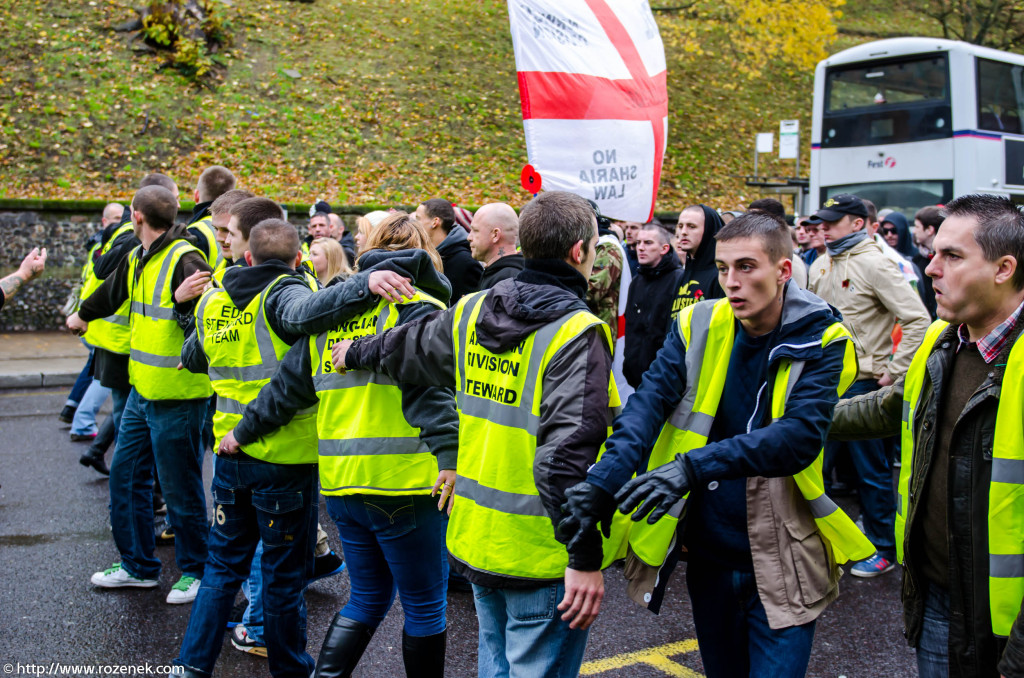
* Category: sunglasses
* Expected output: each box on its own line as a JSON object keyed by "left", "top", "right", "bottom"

{"left": 881, "top": 227, "right": 898, "bottom": 235}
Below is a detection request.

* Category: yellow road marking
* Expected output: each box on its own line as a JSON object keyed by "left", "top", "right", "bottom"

{"left": 580, "top": 639, "right": 702, "bottom": 676}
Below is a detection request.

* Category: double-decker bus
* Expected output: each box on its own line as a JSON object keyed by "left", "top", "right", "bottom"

{"left": 810, "top": 37, "right": 1024, "bottom": 215}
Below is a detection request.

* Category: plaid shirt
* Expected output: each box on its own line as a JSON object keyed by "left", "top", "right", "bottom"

{"left": 956, "top": 299, "right": 1024, "bottom": 363}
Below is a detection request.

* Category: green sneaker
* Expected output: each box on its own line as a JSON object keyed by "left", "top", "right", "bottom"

{"left": 166, "top": 575, "right": 201, "bottom": 604}
{"left": 90, "top": 562, "right": 158, "bottom": 589}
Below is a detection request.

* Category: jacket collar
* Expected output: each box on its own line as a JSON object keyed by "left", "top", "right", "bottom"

{"left": 763, "top": 282, "right": 846, "bottom": 366}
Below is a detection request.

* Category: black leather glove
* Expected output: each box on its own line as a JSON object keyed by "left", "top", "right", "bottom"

{"left": 615, "top": 453, "right": 692, "bottom": 524}
{"left": 557, "top": 481, "right": 617, "bottom": 553}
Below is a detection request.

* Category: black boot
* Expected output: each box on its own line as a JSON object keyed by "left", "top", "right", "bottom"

{"left": 79, "top": 448, "right": 110, "bottom": 476}
{"left": 313, "top": 613, "right": 375, "bottom": 678}
{"left": 402, "top": 628, "right": 446, "bottom": 678}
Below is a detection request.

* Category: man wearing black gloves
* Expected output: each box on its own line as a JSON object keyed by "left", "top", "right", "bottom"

{"left": 559, "top": 213, "right": 873, "bottom": 678}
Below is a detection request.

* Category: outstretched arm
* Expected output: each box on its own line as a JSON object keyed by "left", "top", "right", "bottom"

{"left": 1, "top": 247, "right": 47, "bottom": 306}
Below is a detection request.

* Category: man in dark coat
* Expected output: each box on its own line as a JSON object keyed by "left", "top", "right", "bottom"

{"left": 622, "top": 222, "right": 685, "bottom": 388}
{"left": 416, "top": 197, "right": 483, "bottom": 304}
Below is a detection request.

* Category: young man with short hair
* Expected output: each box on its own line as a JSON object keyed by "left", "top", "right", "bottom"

{"left": 623, "top": 222, "right": 684, "bottom": 388}
{"left": 69, "top": 185, "right": 214, "bottom": 604}
{"left": 416, "top": 197, "right": 483, "bottom": 303}
{"left": 336, "top": 191, "right": 624, "bottom": 678}
{"left": 225, "top": 198, "right": 287, "bottom": 265}
{"left": 561, "top": 212, "right": 872, "bottom": 678}
{"left": 188, "top": 165, "right": 237, "bottom": 268}
{"left": 175, "top": 219, "right": 318, "bottom": 677}
{"left": 209, "top": 189, "right": 255, "bottom": 272}
{"left": 830, "top": 194, "right": 1024, "bottom": 678}
{"left": 175, "top": 218, "right": 355, "bottom": 677}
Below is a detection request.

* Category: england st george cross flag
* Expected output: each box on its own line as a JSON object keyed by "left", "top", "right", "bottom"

{"left": 509, "top": 0, "right": 668, "bottom": 222}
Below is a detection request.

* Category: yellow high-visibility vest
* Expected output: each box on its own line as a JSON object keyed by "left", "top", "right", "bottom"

{"left": 126, "top": 240, "right": 213, "bottom": 400}
{"left": 628, "top": 298, "right": 874, "bottom": 568}
{"left": 82, "top": 222, "right": 134, "bottom": 355}
{"left": 195, "top": 274, "right": 317, "bottom": 464}
{"left": 310, "top": 289, "right": 446, "bottom": 495}
{"left": 899, "top": 319, "right": 1024, "bottom": 636}
{"left": 446, "top": 292, "right": 629, "bottom": 580}
{"left": 190, "top": 215, "right": 223, "bottom": 269}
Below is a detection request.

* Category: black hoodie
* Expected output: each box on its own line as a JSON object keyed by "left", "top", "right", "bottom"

{"left": 623, "top": 250, "right": 685, "bottom": 388}
{"left": 478, "top": 253, "right": 525, "bottom": 290}
{"left": 79, "top": 222, "right": 210, "bottom": 392}
{"left": 436, "top": 226, "right": 483, "bottom": 304}
{"left": 883, "top": 212, "right": 936, "bottom": 319}
{"left": 346, "top": 258, "right": 613, "bottom": 585}
{"left": 231, "top": 248, "right": 458, "bottom": 472}
{"left": 679, "top": 205, "right": 725, "bottom": 307}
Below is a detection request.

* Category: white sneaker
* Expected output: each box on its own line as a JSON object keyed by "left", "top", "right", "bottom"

{"left": 90, "top": 563, "right": 158, "bottom": 588}
{"left": 166, "top": 575, "right": 201, "bottom": 604}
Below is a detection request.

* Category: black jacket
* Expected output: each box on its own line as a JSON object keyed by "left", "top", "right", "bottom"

{"left": 346, "top": 258, "right": 613, "bottom": 585}
{"left": 622, "top": 252, "right": 685, "bottom": 388}
{"left": 79, "top": 222, "right": 210, "bottom": 392}
{"left": 436, "top": 227, "right": 483, "bottom": 304}
{"left": 831, "top": 322, "right": 1024, "bottom": 678}
{"left": 231, "top": 249, "right": 458, "bottom": 471}
{"left": 479, "top": 253, "right": 525, "bottom": 290}
{"left": 679, "top": 205, "right": 724, "bottom": 306}
{"left": 913, "top": 252, "right": 938, "bottom": 320}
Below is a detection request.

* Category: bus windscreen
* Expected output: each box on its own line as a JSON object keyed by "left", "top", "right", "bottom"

{"left": 827, "top": 55, "right": 948, "bottom": 112}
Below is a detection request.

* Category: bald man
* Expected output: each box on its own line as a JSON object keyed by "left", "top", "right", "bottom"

{"left": 468, "top": 202, "right": 524, "bottom": 289}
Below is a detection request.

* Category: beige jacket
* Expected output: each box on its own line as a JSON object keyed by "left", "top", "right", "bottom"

{"left": 625, "top": 475, "right": 841, "bottom": 629}
{"left": 808, "top": 237, "right": 930, "bottom": 381}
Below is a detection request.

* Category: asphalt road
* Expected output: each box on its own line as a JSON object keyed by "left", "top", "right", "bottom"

{"left": 0, "top": 387, "right": 918, "bottom": 677}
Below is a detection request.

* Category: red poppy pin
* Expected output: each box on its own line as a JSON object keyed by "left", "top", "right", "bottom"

{"left": 521, "top": 165, "right": 542, "bottom": 195}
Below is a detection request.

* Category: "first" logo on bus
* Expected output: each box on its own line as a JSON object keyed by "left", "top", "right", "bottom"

{"left": 867, "top": 156, "right": 897, "bottom": 169}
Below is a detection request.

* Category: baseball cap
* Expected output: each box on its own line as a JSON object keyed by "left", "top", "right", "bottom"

{"left": 807, "top": 194, "right": 869, "bottom": 223}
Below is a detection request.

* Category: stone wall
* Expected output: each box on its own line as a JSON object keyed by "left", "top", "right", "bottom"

{"left": 1, "top": 212, "right": 99, "bottom": 332}
{"left": 0, "top": 207, "right": 357, "bottom": 332}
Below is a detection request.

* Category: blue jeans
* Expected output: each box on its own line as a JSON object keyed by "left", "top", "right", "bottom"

{"left": 825, "top": 378, "right": 897, "bottom": 560}
{"left": 108, "top": 390, "right": 208, "bottom": 579}
{"left": 66, "top": 341, "right": 95, "bottom": 407}
{"left": 241, "top": 542, "right": 265, "bottom": 642}
{"left": 916, "top": 584, "right": 950, "bottom": 678}
{"left": 686, "top": 559, "right": 816, "bottom": 678}
{"left": 324, "top": 494, "right": 447, "bottom": 635}
{"left": 176, "top": 453, "right": 318, "bottom": 678}
{"left": 71, "top": 378, "right": 111, "bottom": 436}
{"left": 473, "top": 582, "right": 589, "bottom": 678}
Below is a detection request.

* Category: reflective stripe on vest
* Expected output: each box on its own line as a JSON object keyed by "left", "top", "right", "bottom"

{"left": 899, "top": 319, "right": 1024, "bottom": 636}
{"left": 195, "top": 275, "right": 317, "bottom": 464}
{"left": 310, "top": 289, "right": 447, "bottom": 495}
{"left": 628, "top": 298, "right": 874, "bottom": 568}
{"left": 191, "top": 216, "right": 223, "bottom": 269}
{"left": 446, "top": 292, "right": 629, "bottom": 581}
{"left": 127, "top": 240, "right": 213, "bottom": 400}
{"left": 82, "top": 222, "right": 134, "bottom": 355}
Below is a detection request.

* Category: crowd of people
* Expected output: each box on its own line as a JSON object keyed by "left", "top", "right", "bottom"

{"left": 5, "top": 167, "right": 1023, "bottom": 678}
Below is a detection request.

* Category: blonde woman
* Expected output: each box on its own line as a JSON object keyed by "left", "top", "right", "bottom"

{"left": 226, "top": 212, "right": 455, "bottom": 676}
{"left": 309, "top": 237, "right": 352, "bottom": 286}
